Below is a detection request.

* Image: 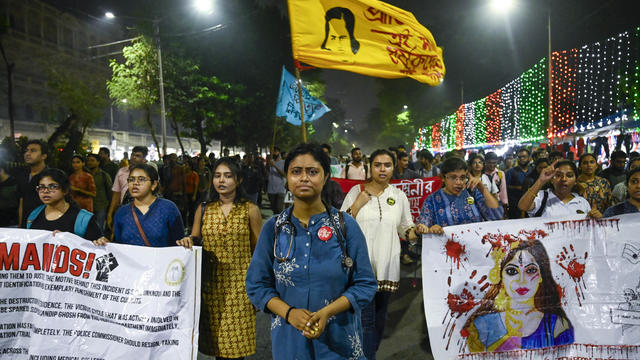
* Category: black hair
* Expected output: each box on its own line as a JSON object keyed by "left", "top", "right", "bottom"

{"left": 630, "top": 151, "right": 640, "bottom": 160}
{"left": 418, "top": 149, "right": 434, "bottom": 161}
{"left": 71, "top": 154, "right": 92, "bottom": 174}
{"left": 397, "top": 151, "right": 409, "bottom": 161}
{"left": 321, "top": 143, "right": 332, "bottom": 154}
{"left": 350, "top": 147, "right": 361, "bottom": 155}
{"left": 549, "top": 150, "right": 563, "bottom": 159}
{"left": 99, "top": 147, "right": 110, "bottom": 156}
{"left": 369, "top": 149, "right": 396, "bottom": 168}
{"left": 578, "top": 153, "right": 598, "bottom": 167}
{"left": 129, "top": 164, "right": 160, "bottom": 195}
{"left": 272, "top": 146, "right": 281, "bottom": 152}
{"left": 284, "top": 143, "right": 331, "bottom": 178}
{"left": 554, "top": 160, "right": 578, "bottom": 177}
{"left": 131, "top": 146, "right": 148, "bottom": 158}
{"left": 209, "top": 157, "right": 249, "bottom": 204}
{"left": 611, "top": 150, "right": 627, "bottom": 161}
{"left": 26, "top": 139, "right": 48, "bottom": 156}
{"left": 440, "top": 157, "right": 468, "bottom": 175}
{"left": 39, "top": 168, "right": 72, "bottom": 203}
{"left": 535, "top": 157, "right": 551, "bottom": 168}
{"left": 484, "top": 151, "right": 498, "bottom": 162}
{"left": 628, "top": 168, "right": 640, "bottom": 185}
{"left": 321, "top": 7, "right": 360, "bottom": 54}
{"left": 517, "top": 147, "right": 531, "bottom": 156}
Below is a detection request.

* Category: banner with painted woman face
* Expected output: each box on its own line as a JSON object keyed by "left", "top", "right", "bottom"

{"left": 422, "top": 214, "right": 640, "bottom": 359}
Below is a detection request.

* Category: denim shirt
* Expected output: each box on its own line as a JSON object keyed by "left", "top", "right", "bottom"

{"left": 246, "top": 207, "right": 377, "bottom": 360}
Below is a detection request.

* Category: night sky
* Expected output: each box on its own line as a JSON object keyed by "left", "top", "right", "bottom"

{"left": 48, "top": 0, "right": 639, "bottom": 137}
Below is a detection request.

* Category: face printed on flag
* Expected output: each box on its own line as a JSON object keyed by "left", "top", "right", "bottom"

{"left": 287, "top": 0, "right": 445, "bottom": 85}
{"left": 320, "top": 7, "right": 360, "bottom": 63}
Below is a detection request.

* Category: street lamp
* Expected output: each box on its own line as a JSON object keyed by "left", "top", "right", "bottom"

{"left": 99, "top": 8, "right": 214, "bottom": 156}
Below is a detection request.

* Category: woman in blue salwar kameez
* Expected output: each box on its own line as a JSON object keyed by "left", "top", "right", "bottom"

{"left": 246, "top": 143, "right": 377, "bottom": 360}
{"left": 418, "top": 157, "right": 504, "bottom": 233}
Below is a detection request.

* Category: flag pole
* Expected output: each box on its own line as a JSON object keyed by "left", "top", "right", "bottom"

{"left": 294, "top": 67, "right": 307, "bottom": 143}
{"left": 272, "top": 116, "right": 279, "bottom": 152}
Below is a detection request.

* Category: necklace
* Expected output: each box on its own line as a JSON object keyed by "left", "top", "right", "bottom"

{"left": 48, "top": 203, "right": 69, "bottom": 220}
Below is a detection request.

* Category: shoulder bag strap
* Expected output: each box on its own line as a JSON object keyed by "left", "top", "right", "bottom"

{"left": 130, "top": 203, "right": 151, "bottom": 246}
{"left": 534, "top": 190, "right": 549, "bottom": 217}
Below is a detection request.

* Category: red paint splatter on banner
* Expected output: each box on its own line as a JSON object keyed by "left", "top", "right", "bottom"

{"left": 460, "top": 328, "right": 469, "bottom": 338}
{"left": 556, "top": 246, "right": 588, "bottom": 306}
{"left": 477, "top": 275, "right": 487, "bottom": 285}
{"left": 445, "top": 237, "right": 466, "bottom": 270}
{"left": 545, "top": 218, "right": 620, "bottom": 233}
{"left": 447, "top": 289, "right": 476, "bottom": 315}
{"left": 469, "top": 270, "right": 477, "bottom": 279}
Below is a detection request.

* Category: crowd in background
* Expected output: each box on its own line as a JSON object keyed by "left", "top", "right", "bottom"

{"left": 1, "top": 138, "right": 639, "bottom": 359}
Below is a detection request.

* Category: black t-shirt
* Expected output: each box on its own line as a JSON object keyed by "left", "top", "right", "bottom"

{"left": 17, "top": 166, "right": 48, "bottom": 228}
{"left": 29, "top": 205, "right": 103, "bottom": 241}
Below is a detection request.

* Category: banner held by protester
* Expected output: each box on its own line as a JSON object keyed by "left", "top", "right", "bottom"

{"left": 332, "top": 176, "right": 442, "bottom": 222}
{"left": 287, "top": 0, "right": 445, "bottom": 85}
{"left": 422, "top": 214, "right": 640, "bottom": 359}
{"left": 0, "top": 229, "right": 201, "bottom": 360}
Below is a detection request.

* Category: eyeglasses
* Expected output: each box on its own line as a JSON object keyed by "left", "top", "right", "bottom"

{"left": 445, "top": 175, "right": 469, "bottom": 184}
{"left": 36, "top": 184, "right": 61, "bottom": 192}
{"left": 126, "top": 176, "right": 150, "bottom": 183}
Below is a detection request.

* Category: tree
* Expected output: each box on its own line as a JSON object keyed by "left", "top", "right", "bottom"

{"left": 0, "top": 18, "right": 15, "bottom": 141}
{"left": 107, "top": 37, "right": 162, "bottom": 152}
{"left": 46, "top": 61, "right": 108, "bottom": 171}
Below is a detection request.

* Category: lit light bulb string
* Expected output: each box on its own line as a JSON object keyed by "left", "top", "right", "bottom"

{"left": 415, "top": 26, "right": 640, "bottom": 152}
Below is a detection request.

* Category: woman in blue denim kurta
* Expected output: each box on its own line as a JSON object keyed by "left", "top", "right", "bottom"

{"left": 418, "top": 157, "right": 504, "bottom": 233}
{"left": 246, "top": 143, "right": 377, "bottom": 360}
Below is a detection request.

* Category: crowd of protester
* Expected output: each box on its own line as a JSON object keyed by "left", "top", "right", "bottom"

{"left": 1, "top": 137, "right": 639, "bottom": 359}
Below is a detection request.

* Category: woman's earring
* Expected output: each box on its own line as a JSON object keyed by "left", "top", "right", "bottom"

{"left": 494, "top": 285, "right": 509, "bottom": 311}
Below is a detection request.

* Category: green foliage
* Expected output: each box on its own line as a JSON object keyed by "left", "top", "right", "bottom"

{"left": 48, "top": 68, "right": 107, "bottom": 130}
{"left": 107, "top": 37, "right": 158, "bottom": 110}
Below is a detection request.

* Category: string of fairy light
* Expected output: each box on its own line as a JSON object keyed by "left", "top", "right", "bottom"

{"left": 415, "top": 26, "right": 640, "bottom": 152}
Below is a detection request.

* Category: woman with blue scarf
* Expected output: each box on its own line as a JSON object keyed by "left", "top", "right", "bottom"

{"left": 418, "top": 157, "right": 504, "bottom": 233}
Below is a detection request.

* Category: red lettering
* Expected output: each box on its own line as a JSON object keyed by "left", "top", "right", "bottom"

{"left": 20, "top": 243, "right": 41, "bottom": 271}
{"left": 52, "top": 245, "right": 70, "bottom": 273}
{"left": 42, "top": 243, "right": 54, "bottom": 271}
{"left": 0, "top": 243, "right": 20, "bottom": 270}
{"left": 69, "top": 249, "right": 87, "bottom": 276}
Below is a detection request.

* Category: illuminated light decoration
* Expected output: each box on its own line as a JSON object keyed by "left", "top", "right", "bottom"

{"left": 473, "top": 97, "right": 487, "bottom": 145}
{"left": 463, "top": 103, "right": 476, "bottom": 147}
{"left": 415, "top": 25, "right": 640, "bottom": 152}
{"left": 456, "top": 106, "right": 465, "bottom": 149}
{"left": 486, "top": 90, "right": 503, "bottom": 144}
{"left": 432, "top": 122, "right": 442, "bottom": 150}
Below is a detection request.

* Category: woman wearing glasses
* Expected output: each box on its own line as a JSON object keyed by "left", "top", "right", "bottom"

{"left": 26, "top": 168, "right": 103, "bottom": 241}
{"left": 418, "top": 157, "right": 504, "bottom": 234}
{"left": 105, "top": 164, "right": 188, "bottom": 247}
{"left": 246, "top": 143, "right": 377, "bottom": 360}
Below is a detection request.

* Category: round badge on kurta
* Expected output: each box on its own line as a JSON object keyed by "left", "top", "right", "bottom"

{"left": 317, "top": 226, "right": 333, "bottom": 241}
{"left": 387, "top": 197, "right": 396, "bottom": 206}
{"left": 466, "top": 196, "right": 475, "bottom": 205}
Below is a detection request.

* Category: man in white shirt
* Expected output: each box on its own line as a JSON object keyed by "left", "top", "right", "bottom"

{"left": 339, "top": 147, "right": 368, "bottom": 180}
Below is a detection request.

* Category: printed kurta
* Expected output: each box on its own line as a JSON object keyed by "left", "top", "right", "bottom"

{"left": 341, "top": 185, "right": 413, "bottom": 292}
{"left": 246, "top": 207, "right": 377, "bottom": 360}
{"left": 200, "top": 201, "right": 256, "bottom": 357}
{"left": 417, "top": 188, "right": 504, "bottom": 227}
{"left": 580, "top": 176, "right": 612, "bottom": 213}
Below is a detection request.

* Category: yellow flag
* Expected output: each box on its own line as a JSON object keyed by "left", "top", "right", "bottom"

{"left": 287, "top": 0, "right": 445, "bottom": 85}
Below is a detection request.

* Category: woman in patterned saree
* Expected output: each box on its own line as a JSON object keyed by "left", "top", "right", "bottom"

{"left": 184, "top": 157, "right": 262, "bottom": 359}
{"left": 246, "top": 143, "right": 377, "bottom": 360}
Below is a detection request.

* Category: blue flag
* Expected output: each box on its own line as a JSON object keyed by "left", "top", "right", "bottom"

{"left": 275, "top": 66, "right": 330, "bottom": 125}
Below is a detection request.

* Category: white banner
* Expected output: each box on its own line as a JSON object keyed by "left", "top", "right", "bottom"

{"left": 422, "top": 214, "right": 640, "bottom": 359}
{"left": 0, "top": 229, "right": 201, "bottom": 360}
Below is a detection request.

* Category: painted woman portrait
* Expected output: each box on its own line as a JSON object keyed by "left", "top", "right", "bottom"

{"left": 463, "top": 239, "right": 574, "bottom": 352}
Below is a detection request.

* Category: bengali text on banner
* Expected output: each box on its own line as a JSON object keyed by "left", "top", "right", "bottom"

{"left": 0, "top": 229, "right": 201, "bottom": 360}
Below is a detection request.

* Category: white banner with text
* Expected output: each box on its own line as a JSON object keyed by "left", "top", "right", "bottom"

{"left": 422, "top": 214, "right": 640, "bottom": 359}
{"left": 0, "top": 228, "right": 201, "bottom": 360}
